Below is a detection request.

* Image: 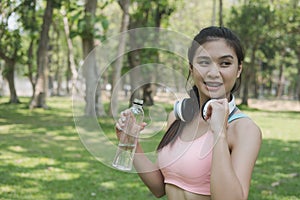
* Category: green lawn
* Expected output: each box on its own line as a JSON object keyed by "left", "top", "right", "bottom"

{"left": 0, "top": 97, "right": 299, "bottom": 200}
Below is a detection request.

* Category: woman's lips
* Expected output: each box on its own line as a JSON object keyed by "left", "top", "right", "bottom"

{"left": 204, "top": 81, "right": 223, "bottom": 91}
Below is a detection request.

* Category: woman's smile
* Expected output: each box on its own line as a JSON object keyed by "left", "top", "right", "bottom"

{"left": 204, "top": 81, "right": 223, "bottom": 91}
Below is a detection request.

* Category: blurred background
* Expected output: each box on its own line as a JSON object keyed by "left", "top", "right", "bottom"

{"left": 0, "top": 0, "right": 299, "bottom": 199}
{"left": 0, "top": 0, "right": 299, "bottom": 111}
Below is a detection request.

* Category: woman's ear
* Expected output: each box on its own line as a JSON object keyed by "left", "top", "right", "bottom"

{"left": 237, "top": 64, "right": 243, "bottom": 78}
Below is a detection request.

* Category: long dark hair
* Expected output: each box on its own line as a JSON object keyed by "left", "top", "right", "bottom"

{"left": 157, "top": 26, "right": 245, "bottom": 151}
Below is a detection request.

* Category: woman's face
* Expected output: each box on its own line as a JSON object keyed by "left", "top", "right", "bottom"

{"left": 191, "top": 39, "right": 242, "bottom": 100}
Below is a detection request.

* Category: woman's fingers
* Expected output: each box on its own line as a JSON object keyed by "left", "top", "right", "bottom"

{"left": 115, "top": 109, "right": 147, "bottom": 139}
{"left": 140, "top": 122, "right": 147, "bottom": 131}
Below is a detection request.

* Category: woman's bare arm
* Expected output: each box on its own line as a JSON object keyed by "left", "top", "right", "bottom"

{"left": 210, "top": 118, "right": 262, "bottom": 200}
{"left": 115, "top": 110, "right": 177, "bottom": 198}
{"left": 133, "top": 143, "right": 166, "bottom": 198}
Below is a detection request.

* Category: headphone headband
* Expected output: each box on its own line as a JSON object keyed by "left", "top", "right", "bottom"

{"left": 174, "top": 95, "right": 236, "bottom": 122}
{"left": 202, "top": 95, "right": 236, "bottom": 120}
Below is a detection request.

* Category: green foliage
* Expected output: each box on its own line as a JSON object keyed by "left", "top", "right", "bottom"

{"left": 66, "top": 1, "right": 109, "bottom": 41}
{"left": 1, "top": 0, "right": 300, "bottom": 104}
{"left": 0, "top": 1, "right": 23, "bottom": 60}
{"left": 0, "top": 29, "right": 22, "bottom": 59}
{"left": 129, "top": 0, "right": 177, "bottom": 28}
{"left": 226, "top": 0, "right": 300, "bottom": 99}
{"left": 227, "top": 2, "right": 274, "bottom": 50}
{"left": 17, "top": 0, "right": 41, "bottom": 33}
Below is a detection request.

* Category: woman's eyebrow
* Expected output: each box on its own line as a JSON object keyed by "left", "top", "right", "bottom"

{"left": 220, "top": 55, "right": 234, "bottom": 59}
{"left": 196, "top": 56, "right": 211, "bottom": 60}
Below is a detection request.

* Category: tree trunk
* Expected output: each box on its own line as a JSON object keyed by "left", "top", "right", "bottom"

{"left": 258, "top": 60, "right": 264, "bottom": 99}
{"left": 128, "top": 49, "right": 142, "bottom": 105}
{"left": 27, "top": 38, "right": 36, "bottom": 99}
{"left": 253, "top": 58, "right": 259, "bottom": 98}
{"left": 276, "top": 64, "right": 285, "bottom": 98}
{"left": 0, "top": 50, "right": 20, "bottom": 103}
{"left": 242, "top": 45, "right": 259, "bottom": 105}
{"left": 110, "top": 0, "right": 130, "bottom": 116}
{"left": 241, "top": 49, "right": 256, "bottom": 105}
{"left": 295, "top": 52, "right": 300, "bottom": 101}
{"left": 50, "top": 23, "right": 60, "bottom": 96}
{"left": 143, "top": 83, "right": 154, "bottom": 106}
{"left": 219, "top": 0, "right": 223, "bottom": 26}
{"left": 82, "top": 0, "right": 105, "bottom": 117}
{"left": 296, "top": 69, "right": 300, "bottom": 101}
{"left": 147, "top": 3, "right": 164, "bottom": 103}
{"left": 26, "top": 0, "right": 37, "bottom": 99}
{"left": 241, "top": 65, "right": 249, "bottom": 106}
{"left": 62, "top": 9, "right": 78, "bottom": 94}
{"left": 212, "top": 0, "right": 217, "bottom": 25}
{"left": 30, "top": 0, "right": 54, "bottom": 109}
{"left": 3, "top": 60, "right": 20, "bottom": 104}
{"left": 55, "top": 57, "right": 62, "bottom": 96}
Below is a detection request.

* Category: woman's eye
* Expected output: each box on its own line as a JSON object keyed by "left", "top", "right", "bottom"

{"left": 198, "top": 60, "right": 210, "bottom": 66}
{"left": 220, "top": 62, "right": 232, "bottom": 67}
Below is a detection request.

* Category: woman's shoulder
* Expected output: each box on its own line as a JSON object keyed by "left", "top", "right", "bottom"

{"left": 228, "top": 112, "right": 262, "bottom": 145}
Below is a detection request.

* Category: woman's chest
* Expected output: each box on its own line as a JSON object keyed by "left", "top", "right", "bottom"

{"left": 158, "top": 133, "right": 213, "bottom": 178}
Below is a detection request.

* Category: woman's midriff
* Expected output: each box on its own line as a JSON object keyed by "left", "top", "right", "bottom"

{"left": 165, "top": 184, "right": 211, "bottom": 200}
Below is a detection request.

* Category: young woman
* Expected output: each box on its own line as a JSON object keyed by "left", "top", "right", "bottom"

{"left": 116, "top": 26, "right": 262, "bottom": 200}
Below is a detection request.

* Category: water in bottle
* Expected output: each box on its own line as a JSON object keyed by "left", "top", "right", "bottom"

{"left": 112, "top": 99, "right": 144, "bottom": 171}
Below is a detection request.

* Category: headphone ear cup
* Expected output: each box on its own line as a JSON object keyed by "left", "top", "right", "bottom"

{"left": 174, "top": 98, "right": 196, "bottom": 122}
{"left": 181, "top": 98, "right": 195, "bottom": 122}
{"left": 174, "top": 100, "right": 185, "bottom": 121}
{"left": 174, "top": 101, "right": 180, "bottom": 120}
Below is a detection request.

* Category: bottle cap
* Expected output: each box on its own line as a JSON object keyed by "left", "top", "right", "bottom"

{"left": 133, "top": 98, "right": 144, "bottom": 106}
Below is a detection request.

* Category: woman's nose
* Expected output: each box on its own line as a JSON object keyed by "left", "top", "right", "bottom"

{"left": 207, "top": 63, "right": 220, "bottom": 78}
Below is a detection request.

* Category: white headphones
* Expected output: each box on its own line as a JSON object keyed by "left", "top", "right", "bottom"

{"left": 174, "top": 95, "right": 236, "bottom": 122}
{"left": 202, "top": 95, "right": 236, "bottom": 120}
{"left": 174, "top": 98, "right": 195, "bottom": 122}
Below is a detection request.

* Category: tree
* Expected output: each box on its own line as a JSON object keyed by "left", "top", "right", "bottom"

{"left": 226, "top": 0, "right": 300, "bottom": 102}
{"left": 17, "top": 0, "right": 41, "bottom": 101}
{"left": 61, "top": 8, "right": 78, "bottom": 94}
{"left": 0, "top": 1, "right": 22, "bottom": 103}
{"left": 80, "top": 0, "right": 109, "bottom": 116}
{"left": 127, "top": 0, "right": 176, "bottom": 105}
{"left": 59, "top": 1, "right": 86, "bottom": 95}
{"left": 262, "top": 0, "right": 300, "bottom": 99}
{"left": 30, "top": 0, "right": 56, "bottom": 108}
{"left": 0, "top": 32, "right": 20, "bottom": 104}
{"left": 283, "top": 0, "right": 300, "bottom": 100}
{"left": 110, "top": 0, "right": 130, "bottom": 116}
{"left": 226, "top": 1, "right": 274, "bottom": 105}
{"left": 212, "top": 0, "right": 217, "bottom": 25}
{"left": 219, "top": 0, "right": 223, "bottom": 26}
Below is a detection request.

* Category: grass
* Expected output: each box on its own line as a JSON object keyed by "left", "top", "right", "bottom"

{"left": 0, "top": 96, "right": 299, "bottom": 200}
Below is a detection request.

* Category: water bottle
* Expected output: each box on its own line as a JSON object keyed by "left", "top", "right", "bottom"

{"left": 112, "top": 98, "right": 144, "bottom": 171}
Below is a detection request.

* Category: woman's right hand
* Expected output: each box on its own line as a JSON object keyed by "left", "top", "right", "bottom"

{"left": 115, "top": 109, "right": 130, "bottom": 140}
{"left": 205, "top": 99, "right": 229, "bottom": 136}
{"left": 115, "top": 109, "right": 147, "bottom": 140}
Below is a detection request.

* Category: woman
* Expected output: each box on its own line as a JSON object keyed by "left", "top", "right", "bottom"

{"left": 116, "top": 26, "right": 262, "bottom": 200}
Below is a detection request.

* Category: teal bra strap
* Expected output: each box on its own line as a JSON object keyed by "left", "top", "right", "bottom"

{"left": 228, "top": 113, "right": 248, "bottom": 123}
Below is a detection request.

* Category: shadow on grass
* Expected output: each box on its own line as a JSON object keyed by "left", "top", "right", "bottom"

{"left": 238, "top": 104, "right": 300, "bottom": 115}
{"left": 0, "top": 98, "right": 299, "bottom": 200}
{"left": 0, "top": 99, "right": 158, "bottom": 200}
{"left": 249, "top": 139, "right": 300, "bottom": 200}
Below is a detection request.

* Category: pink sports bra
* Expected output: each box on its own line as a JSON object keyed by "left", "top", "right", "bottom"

{"left": 157, "top": 113, "right": 248, "bottom": 195}
{"left": 157, "top": 131, "right": 213, "bottom": 195}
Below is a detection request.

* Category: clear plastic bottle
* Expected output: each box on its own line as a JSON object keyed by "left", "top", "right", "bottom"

{"left": 112, "top": 99, "right": 144, "bottom": 171}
